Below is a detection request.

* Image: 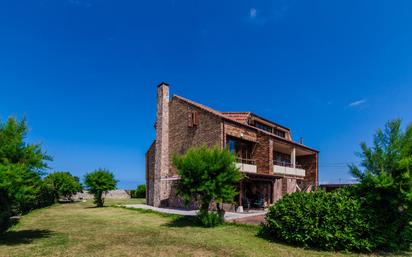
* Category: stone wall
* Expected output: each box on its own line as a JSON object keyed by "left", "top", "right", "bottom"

{"left": 72, "top": 190, "right": 131, "bottom": 201}
{"left": 282, "top": 178, "right": 297, "bottom": 195}
{"left": 146, "top": 141, "right": 156, "bottom": 206}
{"left": 297, "top": 153, "right": 318, "bottom": 187}
{"left": 168, "top": 97, "right": 223, "bottom": 176}
{"left": 224, "top": 122, "right": 257, "bottom": 143}
{"left": 273, "top": 178, "right": 283, "bottom": 202}
{"left": 166, "top": 180, "right": 199, "bottom": 209}
{"left": 253, "top": 132, "right": 272, "bottom": 174}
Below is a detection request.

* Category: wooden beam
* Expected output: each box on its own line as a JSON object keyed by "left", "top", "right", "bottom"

{"left": 239, "top": 181, "right": 243, "bottom": 207}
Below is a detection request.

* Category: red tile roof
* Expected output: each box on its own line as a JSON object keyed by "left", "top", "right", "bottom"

{"left": 221, "top": 112, "right": 251, "bottom": 124}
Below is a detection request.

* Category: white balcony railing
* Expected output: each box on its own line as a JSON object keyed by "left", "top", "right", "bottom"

{"left": 236, "top": 158, "right": 257, "bottom": 173}
{"left": 273, "top": 161, "right": 305, "bottom": 177}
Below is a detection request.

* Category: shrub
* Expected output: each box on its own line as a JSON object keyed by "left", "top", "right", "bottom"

{"left": 196, "top": 209, "right": 223, "bottom": 227}
{"left": 84, "top": 169, "right": 117, "bottom": 207}
{"left": 349, "top": 119, "right": 412, "bottom": 251}
{"left": 173, "top": 146, "right": 243, "bottom": 226}
{"left": 262, "top": 190, "right": 374, "bottom": 252}
{"left": 44, "top": 171, "right": 82, "bottom": 202}
{"left": 36, "top": 182, "right": 55, "bottom": 208}
{"left": 131, "top": 184, "right": 146, "bottom": 198}
{"left": 262, "top": 120, "right": 412, "bottom": 252}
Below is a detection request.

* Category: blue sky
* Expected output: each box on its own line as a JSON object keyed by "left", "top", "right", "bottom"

{"left": 1, "top": 0, "right": 412, "bottom": 188}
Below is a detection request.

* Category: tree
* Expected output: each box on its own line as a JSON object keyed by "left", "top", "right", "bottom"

{"left": 350, "top": 119, "right": 412, "bottom": 250}
{"left": 173, "top": 146, "right": 243, "bottom": 225}
{"left": 44, "top": 172, "right": 82, "bottom": 202}
{"left": 0, "top": 117, "right": 52, "bottom": 232}
{"left": 131, "top": 184, "right": 146, "bottom": 198}
{"left": 84, "top": 169, "right": 117, "bottom": 207}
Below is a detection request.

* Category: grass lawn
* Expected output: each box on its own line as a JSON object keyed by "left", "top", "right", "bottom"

{"left": 0, "top": 199, "right": 409, "bottom": 257}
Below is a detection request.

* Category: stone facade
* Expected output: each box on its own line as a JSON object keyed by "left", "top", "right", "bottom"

{"left": 297, "top": 153, "right": 318, "bottom": 191}
{"left": 146, "top": 141, "right": 156, "bottom": 206}
{"left": 254, "top": 133, "right": 272, "bottom": 174}
{"left": 169, "top": 97, "right": 223, "bottom": 176}
{"left": 224, "top": 122, "right": 257, "bottom": 143}
{"left": 146, "top": 83, "right": 319, "bottom": 209}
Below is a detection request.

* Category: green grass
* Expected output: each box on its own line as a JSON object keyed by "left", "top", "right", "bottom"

{"left": 0, "top": 199, "right": 410, "bottom": 257}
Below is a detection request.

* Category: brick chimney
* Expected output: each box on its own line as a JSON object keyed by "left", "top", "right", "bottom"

{"left": 153, "top": 82, "right": 170, "bottom": 207}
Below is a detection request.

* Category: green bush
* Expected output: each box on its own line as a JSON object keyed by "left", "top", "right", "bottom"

{"left": 36, "top": 183, "right": 55, "bottom": 208}
{"left": 262, "top": 190, "right": 374, "bottom": 252}
{"left": 196, "top": 210, "right": 223, "bottom": 227}
{"left": 262, "top": 120, "right": 412, "bottom": 253}
{"left": 131, "top": 184, "right": 146, "bottom": 198}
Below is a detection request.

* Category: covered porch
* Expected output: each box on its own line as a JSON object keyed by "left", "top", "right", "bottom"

{"left": 237, "top": 172, "right": 280, "bottom": 211}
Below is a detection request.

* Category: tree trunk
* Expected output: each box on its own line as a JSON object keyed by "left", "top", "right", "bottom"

{"left": 95, "top": 191, "right": 104, "bottom": 207}
{"left": 0, "top": 190, "right": 11, "bottom": 233}
{"left": 216, "top": 202, "right": 225, "bottom": 222}
{"left": 200, "top": 201, "right": 209, "bottom": 212}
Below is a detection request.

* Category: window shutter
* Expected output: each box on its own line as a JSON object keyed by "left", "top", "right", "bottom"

{"left": 188, "top": 111, "right": 199, "bottom": 127}
{"left": 193, "top": 111, "right": 199, "bottom": 126}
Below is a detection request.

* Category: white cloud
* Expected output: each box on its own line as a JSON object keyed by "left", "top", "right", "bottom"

{"left": 250, "top": 8, "right": 257, "bottom": 18}
{"left": 68, "top": 0, "right": 92, "bottom": 8}
{"left": 348, "top": 99, "right": 366, "bottom": 107}
{"left": 248, "top": 2, "right": 291, "bottom": 26}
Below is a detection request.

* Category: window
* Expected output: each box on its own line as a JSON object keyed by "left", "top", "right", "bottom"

{"left": 274, "top": 151, "right": 291, "bottom": 166}
{"left": 273, "top": 129, "right": 286, "bottom": 138}
{"left": 254, "top": 122, "right": 272, "bottom": 133}
{"left": 227, "top": 138, "right": 236, "bottom": 154}
{"left": 250, "top": 120, "right": 286, "bottom": 138}
{"left": 226, "top": 136, "right": 254, "bottom": 161}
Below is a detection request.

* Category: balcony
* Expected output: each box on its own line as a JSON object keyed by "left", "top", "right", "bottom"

{"left": 273, "top": 161, "right": 305, "bottom": 177}
{"left": 236, "top": 158, "right": 257, "bottom": 173}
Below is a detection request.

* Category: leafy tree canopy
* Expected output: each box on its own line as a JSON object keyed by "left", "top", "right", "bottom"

{"left": 44, "top": 171, "right": 82, "bottom": 201}
{"left": 84, "top": 169, "right": 117, "bottom": 207}
{"left": 173, "top": 146, "right": 243, "bottom": 213}
{"left": 0, "top": 117, "right": 52, "bottom": 232}
{"left": 131, "top": 184, "right": 146, "bottom": 198}
{"left": 0, "top": 117, "right": 51, "bottom": 172}
{"left": 350, "top": 119, "right": 412, "bottom": 250}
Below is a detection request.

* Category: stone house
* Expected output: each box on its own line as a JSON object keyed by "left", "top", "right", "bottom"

{"left": 146, "top": 82, "right": 319, "bottom": 210}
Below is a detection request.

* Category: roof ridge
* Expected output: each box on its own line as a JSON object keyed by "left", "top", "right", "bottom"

{"left": 222, "top": 112, "right": 251, "bottom": 114}
{"left": 173, "top": 95, "right": 224, "bottom": 115}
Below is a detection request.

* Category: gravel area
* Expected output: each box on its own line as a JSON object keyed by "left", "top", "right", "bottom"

{"left": 123, "top": 204, "right": 266, "bottom": 221}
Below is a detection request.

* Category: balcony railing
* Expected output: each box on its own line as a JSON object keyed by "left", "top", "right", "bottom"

{"left": 273, "top": 160, "right": 303, "bottom": 169}
{"left": 273, "top": 161, "right": 305, "bottom": 177}
{"left": 236, "top": 158, "right": 257, "bottom": 173}
{"left": 236, "top": 158, "right": 256, "bottom": 165}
